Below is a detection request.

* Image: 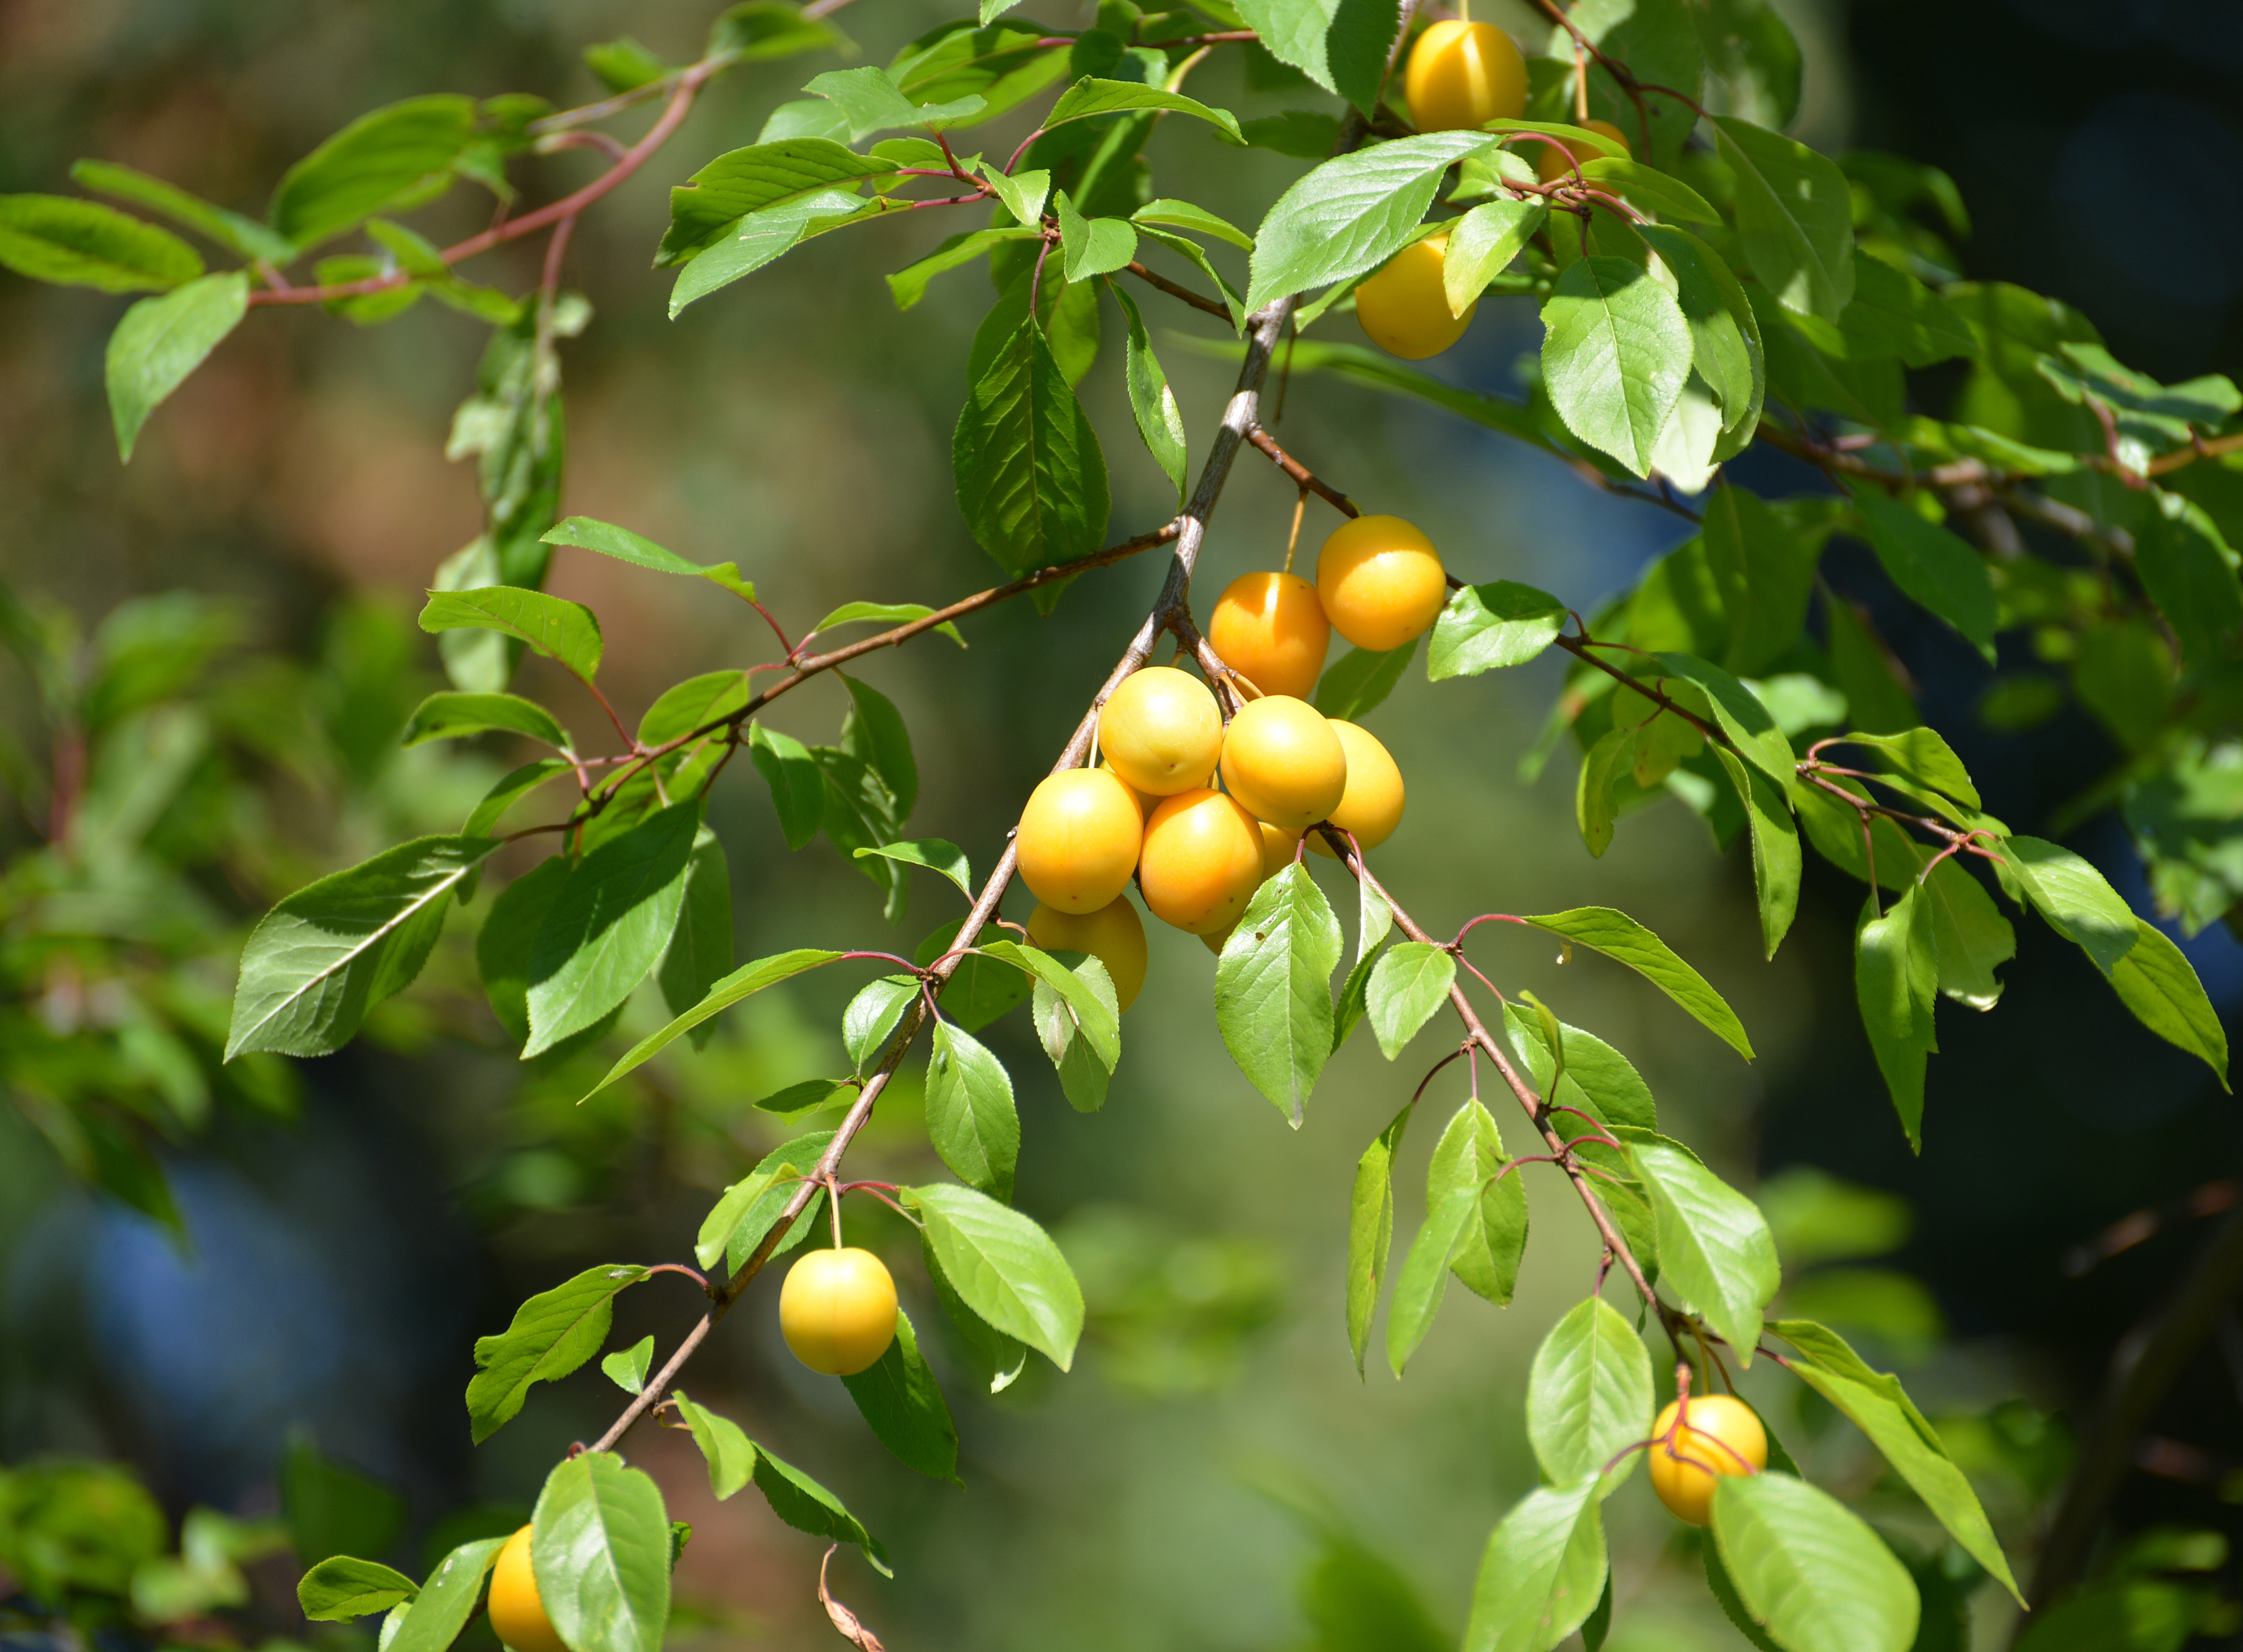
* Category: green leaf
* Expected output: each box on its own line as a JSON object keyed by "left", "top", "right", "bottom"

{"left": 283, "top": 1436, "right": 406, "bottom": 1573}
{"left": 747, "top": 1443, "right": 889, "bottom": 1573}
{"left": 659, "top": 831, "right": 733, "bottom": 1048}
{"left": 419, "top": 587, "right": 603, "bottom": 682}
{"left": 810, "top": 601, "right": 968, "bottom": 649}
{"left": 1461, "top": 1478, "right": 1608, "bottom": 1652}
{"left": 1443, "top": 198, "right": 1547, "bottom": 317}
{"left": 840, "top": 1309, "right": 962, "bottom": 1484}
{"left": 1240, "top": 109, "right": 1343, "bottom": 157}
{"left": 980, "top": 165, "right": 1050, "bottom": 228}
{"left": 1215, "top": 864, "right": 1344, "bottom": 1126}
{"left": 581, "top": 948, "right": 844, "bottom": 1102}
{"left": 1712, "top": 745, "right": 1801, "bottom": 959}
{"left": 1430, "top": 582, "right": 1571, "bottom": 678}
{"left": 907, "top": 1181, "right": 1084, "bottom": 1370}
{"left": 1527, "top": 1297, "right": 1655, "bottom": 1494}
{"left": 403, "top": 691, "right": 571, "bottom": 751}
{"left": 1991, "top": 835, "right": 2139, "bottom": 975}
{"left": 1621, "top": 1129, "right": 1780, "bottom": 1356}
{"left": 1517, "top": 908, "right": 1754, "bottom": 1058}
{"left": 1315, "top": 640, "right": 1416, "bottom": 721}
{"left": 803, "top": 65, "right": 987, "bottom": 141}
{"left": 667, "top": 188, "right": 878, "bottom": 317}
{"left": 844, "top": 975, "right": 917, "bottom": 1071}
{"left": 1698, "top": 485, "right": 1809, "bottom": 675}
{"left": 1432, "top": 1097, "right": 1528, "bottom": 1307}
{"left": 855, "top": 839, "right": 972, "bottom": 901}
{"left": 1135, "top": 224, "right": 1248, "bottom": 328}
{"left": 529, "top": 1453, "right": 671, "bottom": 1652}
{"left": 886, "top": 226, "right": 1042, "bottom": 309}
{"left": 1710, "top": 1473, "right": 1920, "bottom": 1652}
{"left": 269, "top": 95, "right": 476, "bottom": 251}
{"left": 525, "top": 800, "right": 701, "bottom": 1056}
{"left": 541, "top": 516, "right": 757, "bottom": 604}
{"left": 952, "top": 310, "right": 1112, "bottom": 578}
{"left": 1244, "top": 132, "right": 1498, "bottom": 317}
{"left": 1713, "top": 116, "right": 1855, "bottom": 321}
{"left": 465, "top": 1265, "right": 649, "bottom": 1443}
{"left": 659, "top": 138, "right": 898, "bottom": 265}
{"left": 1502, "top": 1002, "right": 1657, "bottom": 1135}
{"left": 383, "top": 1538, "right": 506, "bottom": 1652}
{"left": 753, "top": 1076, "right": 857, "bottom": 1122}
{"left": 1541, "top": 255, "right": 1694, "bottom": 479}
{"left": 0, "top": 193, "right": 202, "bottom": 290}
{"left": 1579, "top": 157, "right": 1719, "bottom": 224}
{"left": 1347, "top": 1104, "right": 1413, "bottom": 1376}
{"left": 1132, "top": 198, "right": 1253, "bottom": 250}
{"left": 924, "top": 1019, "right": 1019, "bottom": 1201}
{"left": 1028, "top": 955, "right": 1124, "bottom": 1112}
{"left": 1231, "top": 0, "right": 1399, "bottom": 115}
{"left": 695, "top": 1130, "right": 835, "bottom": 1272}
{"left": 462, "top": 759, "right": 572, "bottom": 839}
{"left": 1770, "top": 1319, "right": 2023, "bottom": 1604}
{"left": 2108, "top": 918, "right": 2231, "bottom": 1087}
{"left": 298, "top": 1557, "right": 419, "bottom": 1622}
{"left": 1838, "top": 727, "right": 1980, "bottom": 810}
{"left": 69, "top": 161, "right": 299, "bottom": 264}
{"left": 105, "top": 271, "right": 250, "bottom": 461}
{"left": 1855, "top": 886, "right": 1938, "bottom": 1149}
{"left": 1043, "top": 76, "right": 1246, "bottom": 143}
{"left": 1365, "top": 941, "right": 1455, "bottom": 1059}
{"left": 600, "top": 1335, "right": 654, "bottom": 1394}
{"left": 1331, "top": 939, "right": 1384, "bottom": 1053}
{"left": 1575, "top": 725, "right": 1637, "bottom": 858}
{"left": 1850, "top": 489, "right": 1995, "bottom": 660}
{"left": 1839, "top": 253, "right": 1975, "bottom": 366}
{"left": 637, "top": 673, "right": 752, "bottom": 751}
{"left": 710, "top": 1, "right": 847, "bottom": 59}
{"left": 1055, "top": 189, "right": 1137, "bottom": 282}
{"left": 477, "top": 860, "right": 619, "bottom": 1058}
{"left": 227, "top": 835, "right": 497, "bottom": 1059}
{"left": 1651, "top": 652, "right": 1796, "bottom": 795}
{"left": 672, "top": 1391, "right": 757, "bottom": 1500}
{"left": 978, "top": 939, "right": 1122, "bottom": 1071}
{"left": 1385, "top": 1178, "right": 1479, "bottom": 1376}
{"left": 2136, "top": 490, "right": 2243, "bottom": 671}
{"left": 1113, "top": 285, "right": 1189, "bottom": 506}
{"left": 748, "top": 723, "right": 823, "bottom": 850}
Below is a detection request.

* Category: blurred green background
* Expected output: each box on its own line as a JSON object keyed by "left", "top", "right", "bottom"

{"left": 5, "top": 1, "right": 2243, "bottom": 1648}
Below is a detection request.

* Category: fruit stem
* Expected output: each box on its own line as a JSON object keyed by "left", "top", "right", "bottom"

{"left": 827, "top": 1174, "right": 844, "bottom": 1249}
{"left": 1282, "top": 490, "right": 1305, "bottom": 574}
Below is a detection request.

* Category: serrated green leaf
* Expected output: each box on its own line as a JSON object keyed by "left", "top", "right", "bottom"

{"left": 1135, "top": 224, "right": 1247, "bottom": 328}
{"left": 465, "top": 1265, "right": 649, "bottom": 1443}
{"left": 529, "top": 1452, "right": 671, "bottom": 1652}
{"left": 659, "top": 138, "right": 898, "bottom": 265}
{"left": 1132, "top": 197, "right": 1252, "bottom": 249}
{"left": 907, "top": 1181, "right": 1084, "bottom": 1370}
{"left": 1850, "top": 489, "right": 1995, "bottom": 661}
{"left": 419, "top": 587, "right": 603, "bottom": 682}
{"left": 1215, "top": 864, "right": 1343, "bottom": 1125}
{"left": 269, "top": 96, "right": 476, "bottom": 252}
{"left": 659, "top": 831, "right": 733, "bottom": 1049}
{"left": 1443, "top": 198, "right": 1547, "bottom": 318}
{"left": 1502, "top": 1002, "right": 1657, "bottom": 1135}
{"left": 384, "top": 1537, "right": 505, "bottom": 1652}
{"left": 1713, "top": 745, "right": 1801, "bottom": 959}
{"left": 227, "top": 835, "right": 497, "bottom": 1059}
{"left": 1055, "top": 189, "right": 1137, "bottom": 282}
{"left": 541, "top": 516, "right": 755, "bottom": 604}
{"left": 105, "top": 271, "right": 250, "bottom": 461}
{"left": 810, "top": 601, "right": 968, "bottom": 649}
{"left": 1578, "top": 157, "right": 1718, "bottom": 224}
{"left": 1651, "top": 651, "right": 1796, "bottom": 795}
{"left": 924, "top": 1019, "right": 1018, "bottom": 1200}
{"left": 1527, "top": 1297, "right": 1654, "bottom": 1494}
{"left": 840, "top": 1309, "right": 962, "bottom": 1484}
{"left": 1433, "top": 1097, "right": 1527, "bottom": 1307}
{"left": 979, "top": 938, "right": 1121, "bottom": 1070}
{"left": 1991, "top": 835, "right": 2139, "bottom": 974}
{"left": 1386, "top": 1179, "right": 1479, "bottom": 1376}
{"left": 1365, "top": 941, "right": 1455, "bottom": 1059}
{"left": 70, "top": 161, "right": 299, "bottom": 264}
{"left": 403, "top": 691, "right": 570, "bottom": 751}
{"left": 886, "top": 225, "right": 1042, "bottom": 309}
{"left": 1621, "top": 1129, "right": 1779, "bottom": 1357}
{"left": 802, "top": 65, "right": 986, "bottom": 142}
{"left": 1461, "top": 1478, "right": 1607, "bottom": 1652}
{"left": 952, "top": 308, "right": 1111, "bottom": 578}
{"left": 1112, "top": 284, "right": 1189, "bottom": 505}
{"left": 695, "top": 1130, "right": 834, "bottom": 1272}
{"left": 2136, "top": 490, "right": 2243, "bottom": 670}
{"left": 2108, "top": 918, "right": 2230, "bottom": 1087}
{"left": 298, "top": 1557, "right": 420, "bottom": 1622}
{"left": 1232, "top": 0, "right": 1398, "bottom": 115}
{"left": 747, "top": 723, "right": 823, "bottom": 850}
{"left": 671, "top": 1391, "right": 757, "bottom": 1499}
{"left": 1714, "top": 116, "right": 1855, "bottom": 321}
{"left": 462, "top": 759, "right": 572, "bottom": 840}
{"left": 746, "top": 1443, "right": 888, "bottom": 1573}
{"left": 525, "top": 800, "right": 701, "bottom": 1056}
{"left": 0, "top": 193, "right": 203, "bottom": 291}
{"left": 1840, "top": 252, "right": 1974, "bottom": 366}
{"left": 1856, "top": 885, "right": 1938, "bottom": 1148}
{"left": 1518, "top": 907, "right": 1754, "bottom": 1058}
{"left": 1044, "top": 76, "right": 1245, "bottom": 143}
{"left": 582, "top": 948, "right": 844, "bottom": 1101}
{"left": 1711, "top": 1473, "right": 1920, "bottom": 1652}
{"left": 1575, "top": 725, "right": 1637, "bottom": 858}
{"left": 1541, "top": 255, "right": 1694, "bottom": 478}
{"left": 1315, "top": 640, "right": 1416, "bottom": 721}
{"left": 1430, "top": 582, "right": 1571, "bottom": 678}
{"left": 1347, "top": 1104, "right": 1412, "bottom": 1375}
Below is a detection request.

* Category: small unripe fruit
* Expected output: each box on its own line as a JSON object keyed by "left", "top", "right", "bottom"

{"left": 780, "top": 1247, "right": 899, "bottom": 1375}
{"left": 1308, "top": 721, "right": 1405, "bottom": 856}
{"left": 1316, "top": 515, "right": 1448, "bottom": 652}
{"left": 1647, "top": 1394, "right": 1767, "bottom": 1526}
{"left": 1208, "top": 571, "right": 1331, "bottom": 701}
{"left": 1027, "top": 897, "right": 1149, "bottom": 1012}
{"left": 1220, "top": 696, "right": 1349, "bottom": 830}
{"left": 489, "top": 1527, "right": 567, "bottom": 1652}
{"left": 1537, "top": 118, "right": 1631, "bottom": 183}
{"left": 1356, "top": 238, "right": 1474, "bottom": 360}
{"left": 1099, "top": 666, "right": 1222, "bottom": 796}
{"left": 1138, "top": 788, "right": 1264, "bottom": 935}
{"left": 1016, "top": 768, "right": 1143, "bottom": 914}
{"left": 1404, "top": 20, "right": 1527, "bottom": 134}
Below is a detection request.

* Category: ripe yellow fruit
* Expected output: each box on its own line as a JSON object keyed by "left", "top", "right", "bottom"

{"left": 1647, "top": 1394, "right": 1767, "bottom": 1526}
{"left": 779, "top": 1247, "right": 899, "bottom": 1375}
{"left": 1307, "top": 721, "right": 1405, "bottom": 856}
{"left": 1404, "top": 19, "right": 1527, "bottom": 133}
{"left": 1537, "top": 118, "right": 1631, "bottom": 183}
{"left": 1316, "top": 515, "right": 1448, "bottom": 652}
{"left": 1356, "top": 237, "right": 1474, "bottom": 359}
{"left": 1100, "top": 758, "right": 1156, "bottom": 822}
{"left": 1208, "top": 571, "right": 1331, "bottom": 701}
{"left": 489, "top": 1527, "right": 567, "bottom": 1652}
{"left": 1099, "top": 666, "right": 1222, "bottom": 796}
{"left": 1138, "top": 788, "right": 1265, "bottom": 934}
{"left": 1027, "top": 897, "right": 1149, "bottom": 1012}
{"left": 1258, "top": 820, "right": 1303, "bottom": 880}
{"left": 1016, "top": 768, "right": 1143, "bottom": 914}
{"left": 1220, "top": 696, "right": 1349, "bottom": 830}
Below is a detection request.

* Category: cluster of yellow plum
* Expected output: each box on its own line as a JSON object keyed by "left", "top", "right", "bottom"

{"left": 1013, "top": 514, "right": 1448, "bottom": 1002}
{"left": 1355, "top": 20, "right": 1631, "bottom": 362}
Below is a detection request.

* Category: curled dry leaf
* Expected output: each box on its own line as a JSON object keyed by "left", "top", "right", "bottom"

{"left": 819, "top": 1545, "right": 888, "bottom": 1651}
